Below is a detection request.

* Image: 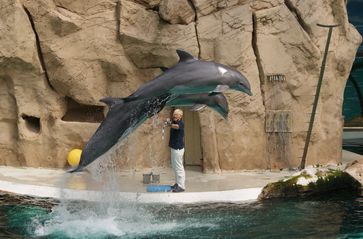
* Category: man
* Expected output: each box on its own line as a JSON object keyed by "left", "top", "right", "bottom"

{"left": 166, "top": 109, "right": 185, "bottom": 192}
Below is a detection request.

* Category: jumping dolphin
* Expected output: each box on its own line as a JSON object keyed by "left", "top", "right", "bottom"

{"left": 166, "top": 93, "right": 229, "bottom": 119}
{"left": 121, "top": 49, "right": 252, "bottom": 103}
{"left": 69, "top": 93, "right": 229, "bottom": 172}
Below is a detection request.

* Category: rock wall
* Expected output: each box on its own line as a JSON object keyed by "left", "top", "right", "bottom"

{"left": 0, "top": 0, "right": 361, "bottom": 171}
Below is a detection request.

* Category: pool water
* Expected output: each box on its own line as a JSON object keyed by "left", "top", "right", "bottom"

{"left": 0, "top": 194, "right": 362, "bottom": 239}
{"left": 343, "top": 145, "right": 363, "bottom": 156}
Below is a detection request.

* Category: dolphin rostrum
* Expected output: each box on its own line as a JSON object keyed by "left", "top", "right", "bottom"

{"left": 121, "top": 49, "right": 252, "bottom": 103}
{"left": 69, "top": 93, "right": 229, "bottom": 172}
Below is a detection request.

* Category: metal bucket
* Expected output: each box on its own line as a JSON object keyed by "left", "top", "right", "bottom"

{"left": 143, "top": 173, "right": 152, "bottom": 184}
{"left": 151, "top": 174, "right": 160, "bottom": 183}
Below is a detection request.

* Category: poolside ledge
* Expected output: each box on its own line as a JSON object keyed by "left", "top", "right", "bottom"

{"left": 0, "top": 179, "right": 262, "bottom": 204}
{"left": 0, "top": 165, "right": 294, "bottom": 204}
{"left": 0, "top": 150, "right": 359, "bottom": 204}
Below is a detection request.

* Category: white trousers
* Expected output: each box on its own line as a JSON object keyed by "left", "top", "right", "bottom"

{"left": 170, "top": 148, "right": 185, "bottom": 189}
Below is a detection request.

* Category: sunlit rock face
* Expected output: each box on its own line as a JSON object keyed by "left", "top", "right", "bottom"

{"left": 0, "top": 0, "right": 361, "bottom": 170}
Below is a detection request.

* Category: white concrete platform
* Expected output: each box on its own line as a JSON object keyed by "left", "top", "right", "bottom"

{"left": 0, "top": 149, "right": 360, "bottom": 204}
{"left": 0, "top": 165, "right": 293, "bottom": 204}
{"left": 0, "top": 179, "right": 262, "bottom": 204}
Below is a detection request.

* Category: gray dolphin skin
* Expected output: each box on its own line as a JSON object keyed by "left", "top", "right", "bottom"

{"left": 122, "top": 49, "right": 252, "bottom": 103}
{"left": 69, "top": 93, "right": 228, "bottom": 172}
{"left": 166, "top": 93, "right": 229, "bottom": 119}
{"left": 69, "top": 96, "right": 168, "bottom": 173}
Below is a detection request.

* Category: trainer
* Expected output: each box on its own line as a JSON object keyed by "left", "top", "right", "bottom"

{"left": 167, "top": 109, "right": 185, "bottom": 192}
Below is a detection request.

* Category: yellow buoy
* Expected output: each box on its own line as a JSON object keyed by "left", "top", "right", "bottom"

{"left": 67, "top": 149, "right": 82, "bottom": 167}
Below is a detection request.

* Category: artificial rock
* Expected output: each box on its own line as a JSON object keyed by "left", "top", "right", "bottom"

{"left": 0, "top": 0, "right": 361, "bottom": 171}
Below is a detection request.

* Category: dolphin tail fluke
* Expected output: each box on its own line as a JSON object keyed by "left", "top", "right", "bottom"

{"left": 160, "top": 66, "right": 169, "bottom": 72}
{"left": 67, "top": 166, "right": 83, "bottom": 173}
{"left": 67, "top": 166, "right": 91, "bottom": 174}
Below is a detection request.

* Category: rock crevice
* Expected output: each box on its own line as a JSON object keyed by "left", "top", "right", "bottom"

{"left": 115, "top": 0, "right": 121, "bottom": 41}
{"left": 187, "top": 0, "right": 201, "bottom": 58}
{"left": 22, "top": 6, "right": 55, "bottom": 93}
{"left": 284, "top": 0, "right": 311, "bottom": 36}
{"left": 252, "top": 13, "right": 266, "bottom": 108}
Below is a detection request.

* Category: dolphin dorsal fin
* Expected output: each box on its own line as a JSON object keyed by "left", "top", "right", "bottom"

{"left": 100, "top": 97, "right": 116, "bottom": 107}
{"left": 160, "top": 67, "right": 168, "bottom": 72}
{"left": 176, "top": 49, "right": 195, "bottom": 62}
{"left": 100, "top": 97, "right": 123, "bottom": 108}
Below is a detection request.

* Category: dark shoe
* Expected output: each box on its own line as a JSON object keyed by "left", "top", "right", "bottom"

{"left": 171, "top": 183, "right": 178, "bottom": 189}
{"left": 172, "top": 185, "right": 185, "bottom": 193}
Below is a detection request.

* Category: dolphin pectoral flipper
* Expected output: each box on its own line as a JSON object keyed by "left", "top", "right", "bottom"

{"left": 208, "top": 92, "right": 220, "bottom": 96}
{"left": 212, "top": 85, "right": 229, "bottom": 93}
{"left": 190, "top": 104, "right": 206, "bottom": 111}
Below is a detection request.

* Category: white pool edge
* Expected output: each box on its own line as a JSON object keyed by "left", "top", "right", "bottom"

{"left": 0, "top": 180, "right": 262, "bottom": 204}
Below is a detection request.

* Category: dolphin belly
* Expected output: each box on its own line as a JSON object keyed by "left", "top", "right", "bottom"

{"left": 117, "top": 115, "right": 149, "bottom": 142}
{"left": 76, "top": 122, "right": 127, "bottom": 171}
{"left": 166, "top": 98, "right": 194, "bottom": 107}
{"left": 166, "top": 93, "right": 229, "bottom": 119}
{"left": 170, "top": 85, "right": 216, "bottom": 95}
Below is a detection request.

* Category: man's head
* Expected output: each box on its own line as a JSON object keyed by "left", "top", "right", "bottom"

{"left": 173, "top": 109, "right": 183, "bottom": 121}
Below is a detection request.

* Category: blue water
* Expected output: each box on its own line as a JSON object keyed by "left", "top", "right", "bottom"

{"left": 0, "top": 194, "right": 362, "bottom": 239}
{"left": 343, "top": 67, "right": 363, "bottom": 122}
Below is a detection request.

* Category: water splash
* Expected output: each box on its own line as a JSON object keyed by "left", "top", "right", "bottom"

{"left": 30, "top": 97, "right": 184, "bottom": 238}
{"left": 31, "top": 199, "right": 221, "bottom": 239}
{"left": 162, "top": 125, "right": 166, "bottom": 141}
{"left": 34, "top": 207, "right": 124, "bottom": 238}
{"left": 32, "top": 147, "right": 127, "bottom": 238}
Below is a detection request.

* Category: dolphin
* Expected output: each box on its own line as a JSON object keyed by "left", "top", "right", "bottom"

{"left": 121, "top": 49, "right": 252, "bottom": 103}
{"left": 69, "top": 93, "right": 229, "bottom": 172}
{"left": 166, "top": 93, "right": 229, "bottom": 119}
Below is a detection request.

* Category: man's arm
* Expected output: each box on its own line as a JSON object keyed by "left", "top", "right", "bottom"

{"left": 164, "top": 119, "right": 179, "bottom": 129}
{"left": 171, "top": 121, "right": 184, "bottom": 130}
{"left": 171, "top": 124, "right": 179, "bottom": 129}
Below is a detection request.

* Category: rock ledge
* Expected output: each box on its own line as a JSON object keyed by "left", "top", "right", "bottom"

{"left": 258, "top": 165, "right": 361, "bottom": 200}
